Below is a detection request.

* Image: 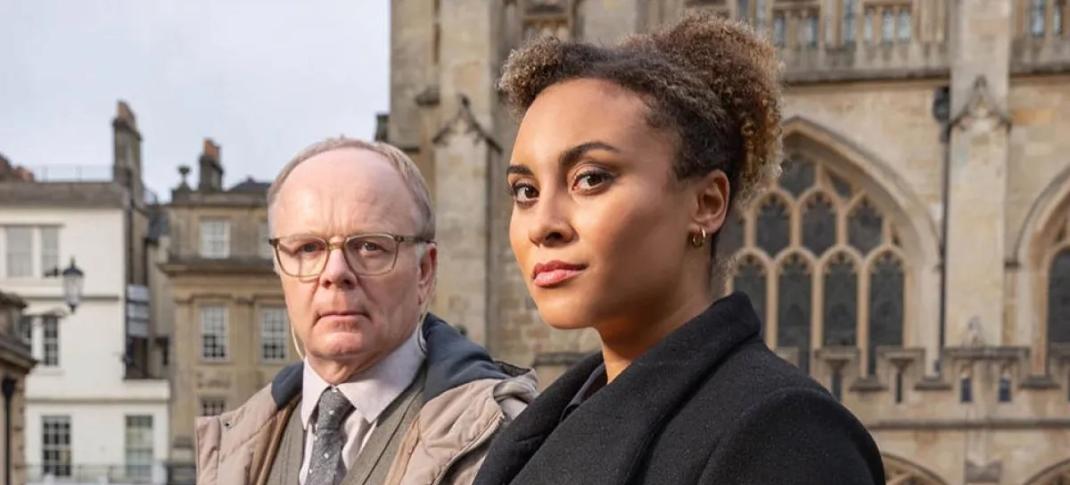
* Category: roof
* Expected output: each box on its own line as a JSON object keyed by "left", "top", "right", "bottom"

{"left": 0, "top": 181, "right": 126, "bottom": 208}
{"left": 228, "top": 176, "right": 271, "bottom": 194}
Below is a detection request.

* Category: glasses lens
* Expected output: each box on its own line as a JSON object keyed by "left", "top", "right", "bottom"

{"left": 275, "top": 236, "right": 328, "bottom": 277}
{"left": 344, "top": 235, "right": 399, "bottom": 275}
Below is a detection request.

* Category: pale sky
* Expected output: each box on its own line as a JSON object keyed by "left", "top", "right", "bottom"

{"left": 0, "top": 0, "right": 390, "bottom": 201}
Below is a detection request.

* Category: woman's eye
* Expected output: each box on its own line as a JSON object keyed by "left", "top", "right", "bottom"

{"left": 511, "top": 184, "right": 539, "bottom": 204}
{"left": 574, "top": 171, "right": 612, "bottom": 191}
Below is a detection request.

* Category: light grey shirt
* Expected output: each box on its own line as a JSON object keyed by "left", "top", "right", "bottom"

{"left": 297, "top": 328, "right": 425, "bottom": 485}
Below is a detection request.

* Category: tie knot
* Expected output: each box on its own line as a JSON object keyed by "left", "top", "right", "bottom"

{"left": 315, "top": 388, "right": 354, "bottom": 432}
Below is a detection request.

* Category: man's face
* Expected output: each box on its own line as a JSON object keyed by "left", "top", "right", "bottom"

{"left": 270, "top": 148, "right": 435, "bottom": 374}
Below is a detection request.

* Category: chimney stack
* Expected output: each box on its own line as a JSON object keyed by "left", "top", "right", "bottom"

{"left": 112, "top": 100, "right": 144, "bottom": 202}
{"left": 0, "top": 153, "right": 35, "bottom": 182}
{"left": 198, "top": 138, "right": 224, "bottom": 192}
{"left": 115, "top": 101, "right": 137, "bottom": 130}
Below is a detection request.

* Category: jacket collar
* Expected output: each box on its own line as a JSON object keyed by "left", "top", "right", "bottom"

{"left": 299, "top": 326, "right": 424, "bottom": 430}
{"left": 480, "top": 293, "right": 762, "bottom": 485}
{"left": 270, "top": 313, "right": 511, "bottom": 409}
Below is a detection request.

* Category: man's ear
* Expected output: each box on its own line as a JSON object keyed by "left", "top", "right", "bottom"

{"left": 417, "top": 243, "right": 438, "bottom": 306}
{"left": 691, "top": 169, "right": 730, "bottom": 236}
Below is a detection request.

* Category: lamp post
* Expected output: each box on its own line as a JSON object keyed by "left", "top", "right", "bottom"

{"left": 4, "top": 260, "right": 84, "bottom": 482}
{"left": 61, "top": 258, "right": 84, "bottom": 313}
{"left": 1, "top": 377, "right": 14, "bottom": 485}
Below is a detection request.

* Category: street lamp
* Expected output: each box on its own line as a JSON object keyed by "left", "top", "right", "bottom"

{"left": 61, "top": 258, "right": 84, "bottom": 313}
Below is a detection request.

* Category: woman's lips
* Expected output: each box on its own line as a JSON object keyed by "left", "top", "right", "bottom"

{"left": 532, "top": 261, "right": 586, "bottom": 288}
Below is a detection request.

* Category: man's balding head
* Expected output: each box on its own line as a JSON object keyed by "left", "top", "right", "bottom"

{"left": 268, "top": 137, "right": 434, "bottom": 240}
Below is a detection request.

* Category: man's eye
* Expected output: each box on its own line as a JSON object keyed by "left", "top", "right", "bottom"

{"left": 346, "top": 238, "right": 391, "bottom": 256}
{"left": 359, "top": 241, "right": 385, "bottom": 253}
{"left": 297, "top": 242, "right": 323, "bottom": 254}
{"left": 511, "top": 184, "right": 539, "bottom": 203}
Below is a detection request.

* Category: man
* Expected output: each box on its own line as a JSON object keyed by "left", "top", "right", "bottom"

{"left": 194, "top": 138, "right": 537, "bottom": 485}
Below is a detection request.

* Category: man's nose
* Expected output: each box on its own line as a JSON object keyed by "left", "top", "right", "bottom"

{"left": 319, "top": 247, "right": 356, "bottom": 289}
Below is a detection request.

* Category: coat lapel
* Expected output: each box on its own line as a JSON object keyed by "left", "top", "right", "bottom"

{"left": 475, "top": 352, "right": 603, "bottom": 484}
{"left": 488, "top": 293, "right": 762, "bottom": 485}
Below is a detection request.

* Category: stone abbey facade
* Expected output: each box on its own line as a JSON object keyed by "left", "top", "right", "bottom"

{"left": 386, "top": 0, "right": 1070, "bottom": 483}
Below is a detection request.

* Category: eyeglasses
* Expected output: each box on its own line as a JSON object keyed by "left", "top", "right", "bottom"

{"left": 268, "top": 232, "right": 432, "bottom": 278}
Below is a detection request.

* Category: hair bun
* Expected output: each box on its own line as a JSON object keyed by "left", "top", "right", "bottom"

{"left": 639, "top": 15, "right": 784, "bottom": 208}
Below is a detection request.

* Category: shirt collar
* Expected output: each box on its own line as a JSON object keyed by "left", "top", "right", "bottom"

{"left": 300, "top": 327, "right": 425, "bottom": 430}
{"left": 560, "top": 362, "right": 607, "bottom": 423}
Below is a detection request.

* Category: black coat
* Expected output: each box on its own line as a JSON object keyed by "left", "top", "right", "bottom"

{"left": 474, "top": 293, "right": 885, "bottom": 485}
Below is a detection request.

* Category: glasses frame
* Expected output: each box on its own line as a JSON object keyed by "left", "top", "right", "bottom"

{"left": 268, "top": 232, "right": 433, "bottom": 278}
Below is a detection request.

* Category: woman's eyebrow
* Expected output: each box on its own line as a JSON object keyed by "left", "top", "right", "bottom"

{"left": 558, "top": 141, "right": 619, "bottom": 172}
{"left": 506, "top": 141, "right": 620, "bottom": 178}
{"left": 506, "top": 165, "right": 533, "bottom": 176}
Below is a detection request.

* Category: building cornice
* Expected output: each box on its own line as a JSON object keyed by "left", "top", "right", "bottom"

{"left": 159, "top": 256, "right": 274, "bottom": 276}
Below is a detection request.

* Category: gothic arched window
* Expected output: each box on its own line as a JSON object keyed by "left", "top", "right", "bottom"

{"left": 1047, "top": 248, "right": 1070, "bottom": 345}
{"left": 824, "top": 252, "right": 858, "bottom": 347}
{"left": 724, "top": 154, "right": 906, "bottom": 376}
{"left": 869, "top": 250, "right": 905, "bottom": 373}
{"left": 733, "top": 254, "right": 767, "bottom": 328}
{"left": 778, "top": 253, "right": 813, "bottom": 372}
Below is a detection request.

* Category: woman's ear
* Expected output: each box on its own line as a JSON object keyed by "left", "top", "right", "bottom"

{"left": 691, "top": 169, "right": 730, "bottom": 236}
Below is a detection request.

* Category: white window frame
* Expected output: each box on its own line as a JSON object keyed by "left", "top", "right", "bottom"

{"left": 0, "top": 225, "right": 62, "bottom": 279}
{"left": 42, "top": 316, "right": 59, "bottom": 367}
{"left": 124, "top": 415, "right": 154, "bottom": 480}
{"left": 199, "top": 219, "right": 231, "bottom": 259}
{"left": 40, "top": 226, "right": 59, "bottom": 276}
{"left": 41, "top": 415, "right": 72, "bottom": 477}
{"left": 200, "top": 305, "right": 228, "bottom": 361}
{"left": 260, "top": 306, "right": 288, "bottom": 362}
{"left": 258, "top": 221, "right": 273, "bottom": 259}
{"left": 5, "top": 226, "right": 34, "bottom": 278}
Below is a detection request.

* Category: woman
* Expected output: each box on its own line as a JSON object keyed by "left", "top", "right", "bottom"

{"left": 474, "top": 15, "right": 885, "bottom": 485}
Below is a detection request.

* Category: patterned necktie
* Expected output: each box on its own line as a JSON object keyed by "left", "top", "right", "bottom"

{"left": 306, "top": 388, "right": 355, "bottom": 485}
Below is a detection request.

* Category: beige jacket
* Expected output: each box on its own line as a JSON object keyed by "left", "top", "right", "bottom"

{"left": 194, "top": 315, "right": 537, "bottom": 485}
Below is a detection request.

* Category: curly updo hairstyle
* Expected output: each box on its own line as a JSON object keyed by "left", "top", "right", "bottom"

{"left": 499, "top": 14, "right": 784, "bottom": 255}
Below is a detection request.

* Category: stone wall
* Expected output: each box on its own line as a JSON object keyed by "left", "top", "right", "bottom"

{"left": 162, "top": 200, "right": 289, "bottom": 462}
{"left": 164, "top": 268, "right": 288, "bottom": 460}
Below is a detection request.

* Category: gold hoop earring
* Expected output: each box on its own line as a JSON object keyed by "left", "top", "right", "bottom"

{"left": 689, "top": 228, "right": 707, "bottom": 248}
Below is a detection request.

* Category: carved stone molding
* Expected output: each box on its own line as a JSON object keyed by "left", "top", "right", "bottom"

{"left": 950, "top": 76, "right": 1012, "bottom": 132}
{"left": 432, "top": 94, "right": 502, "bottom": 153}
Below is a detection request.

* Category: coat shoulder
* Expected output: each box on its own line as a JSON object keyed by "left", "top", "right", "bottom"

{"left": 688, "top": 342, "right": 884, "bottom": 484}
{"left": 639, "top": 340, "right": 883, "bottom": 484}
{"left": 194, "top": 380, "right": 294, "bottom": 485}
{"left": 389, "top": 372, "right": 538, "bottom": 485}
{"left": 698, "top": 385, "right": 885, "bottom": 484}
{"left": 694, "top": 339, "right": 827, "bottom": 409}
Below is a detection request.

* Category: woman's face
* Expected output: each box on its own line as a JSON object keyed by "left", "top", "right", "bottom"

{"left": 507, "top": 78, "right": 718, "bottom": 334}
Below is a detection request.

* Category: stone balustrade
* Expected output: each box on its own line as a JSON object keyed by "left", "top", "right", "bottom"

{"left": 1012, "top": 0, "right": 1070, "bottom": 73}
{"left": 795, "top": 343, "right": 1070, "bottom": 425}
